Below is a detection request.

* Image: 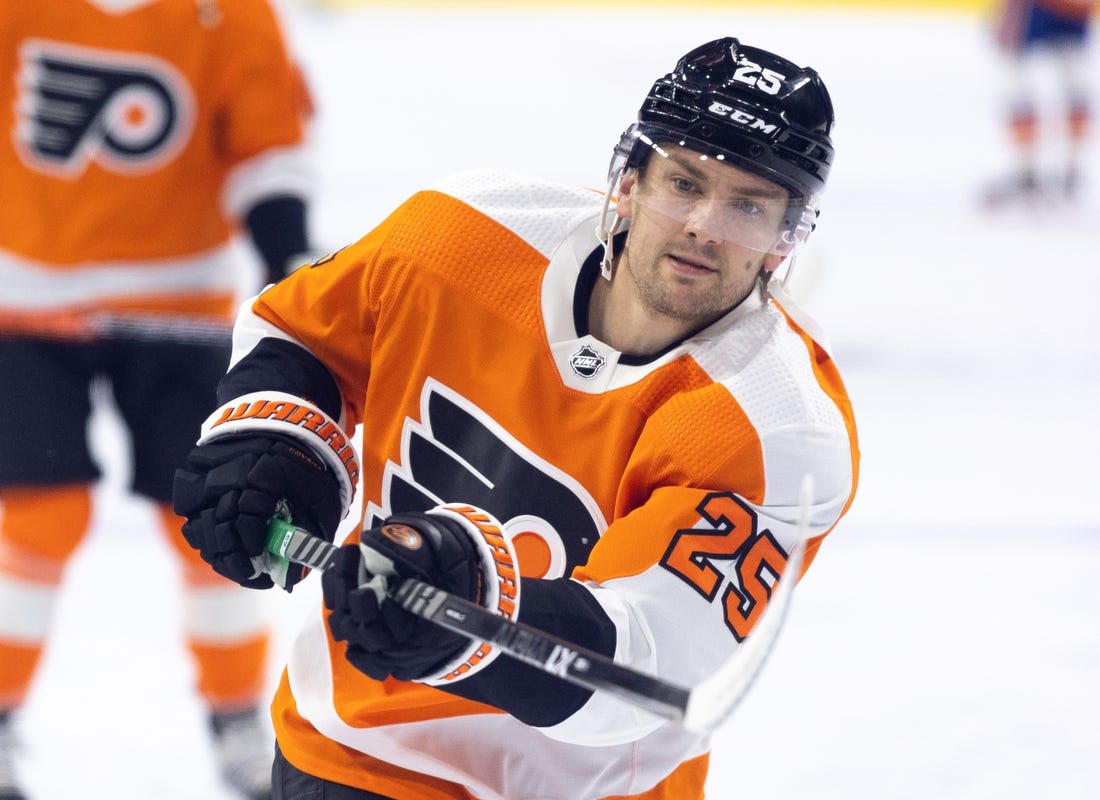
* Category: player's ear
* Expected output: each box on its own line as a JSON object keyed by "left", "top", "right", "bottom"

{"left": 615, "top": 170, "right": 638, "bottom": 219}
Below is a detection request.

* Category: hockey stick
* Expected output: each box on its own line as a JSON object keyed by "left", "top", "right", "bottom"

{"left": 264, "top": 476, "right": 811, "bottom": 734}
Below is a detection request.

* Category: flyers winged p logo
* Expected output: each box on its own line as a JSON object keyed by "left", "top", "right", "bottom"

{"left": 14, "top": 40, "right": 195, "bottom": 176}
{"left": 366, "top": 380, "right": 606, "bottom": 581}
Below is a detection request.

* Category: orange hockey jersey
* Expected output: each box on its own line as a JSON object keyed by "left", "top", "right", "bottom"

{"left": 220, "top": 170, "right": 859, "bottom": 799}
{"left": 0, "top": 0, "right": 311, "bottom": 332}
{"left": 1035, "top": 0, "right": 1097, "bottom": 20}
{"left": 996, "top": 0, "right": 1097, "bottom": 49}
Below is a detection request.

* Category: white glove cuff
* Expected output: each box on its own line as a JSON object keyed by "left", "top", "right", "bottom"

{"left": 198, "top": 390, "right": 358, "bottom": 513}
{"left": 417, "top": 503, "right": 521, "bottom": 686}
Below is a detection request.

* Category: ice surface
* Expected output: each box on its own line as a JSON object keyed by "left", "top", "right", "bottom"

{"left": 10, "top": 3, "right": 1099, "bottom": 797}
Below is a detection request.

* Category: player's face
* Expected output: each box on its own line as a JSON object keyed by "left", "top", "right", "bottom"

{"left": 614, "top": 147, "right": 789, "bottom": 326}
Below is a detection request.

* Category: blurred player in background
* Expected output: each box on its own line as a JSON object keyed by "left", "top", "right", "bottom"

{"left": 984, "top": 0, "right": 1096, "bottom": 206}
{"left": 0, "top": 1, "right": 315, "bottom": 798}
{"left": 173, "top": 36, "right": 859, "bottom": 800}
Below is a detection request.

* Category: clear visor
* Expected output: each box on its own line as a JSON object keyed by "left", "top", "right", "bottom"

{"left": 618, "top": 139, "right": 817, "bottom": 258}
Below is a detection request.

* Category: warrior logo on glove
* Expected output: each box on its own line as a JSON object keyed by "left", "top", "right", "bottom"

{"left": 413, "top": 504, "right": 520, "bottom": 684}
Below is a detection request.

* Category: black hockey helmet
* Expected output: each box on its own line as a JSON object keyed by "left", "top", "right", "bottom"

{"left": 608, "top": 37, "right": 835, "bottom": 203}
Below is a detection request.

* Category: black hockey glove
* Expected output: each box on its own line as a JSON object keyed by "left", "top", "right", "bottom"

{"left": 323, "top": 505, "right": 517, "bottom": 683}
{"left": 172, "top": 434, "right": 342, "bottom": 590}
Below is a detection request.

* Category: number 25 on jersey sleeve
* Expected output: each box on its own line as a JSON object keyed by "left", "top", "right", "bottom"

{"left": 660, "top": 492, "right": 790, "bottom": 642}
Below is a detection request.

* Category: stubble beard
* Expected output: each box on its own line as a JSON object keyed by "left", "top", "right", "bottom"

{"left": 625, "top": 247, "right": 760, "bottom": 327}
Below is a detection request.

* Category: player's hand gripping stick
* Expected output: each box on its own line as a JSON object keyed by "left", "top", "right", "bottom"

{"left": 263, "top": 475, "right": 812, "bottom": 734}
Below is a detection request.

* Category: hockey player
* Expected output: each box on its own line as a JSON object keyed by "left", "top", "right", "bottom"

{"left": 984, "top": 0, "right": 1096, "bottom": 205}
{"left": 173, "top": 37, "right": 859, "bottom": 800}
{"left": 0, "top": 1, "right": 314, "bottom": 798}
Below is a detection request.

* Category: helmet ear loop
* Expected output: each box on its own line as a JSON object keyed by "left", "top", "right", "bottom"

{"left": 597, "top": 169, "right": 627, "bottom": 281}
{"left": 600, "top": 128, "right": 653, "bottom": 281}
{"left": 769, "top": 214, "right": 815, "bottom": 289}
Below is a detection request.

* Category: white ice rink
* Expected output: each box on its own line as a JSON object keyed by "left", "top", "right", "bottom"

{"left": 9, "top": 3, "right": 1100, "bottom": 798}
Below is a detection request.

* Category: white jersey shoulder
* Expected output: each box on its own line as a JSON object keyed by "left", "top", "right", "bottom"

{"left": 692, "top": 295, "right": 853, "bottom": 514}
{"left": 428, "top": 169, "right": 603, "bottom": 259}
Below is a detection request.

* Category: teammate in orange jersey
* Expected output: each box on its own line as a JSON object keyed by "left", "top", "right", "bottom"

{"left": 173, "top": 37, "right": 859, "bottom": 800}
{"left": 984, "top": 0, "right": 1096, "bottom": 205}
{"left": 0, "top": 1, "right": 315, "bottom": 798}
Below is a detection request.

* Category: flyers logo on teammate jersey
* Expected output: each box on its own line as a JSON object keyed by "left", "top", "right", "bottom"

{"left": 365, "top": 380, "right": 605, "bottom": 581}
{"left": 13, "top": 39, "right": 194, "bottom": 177}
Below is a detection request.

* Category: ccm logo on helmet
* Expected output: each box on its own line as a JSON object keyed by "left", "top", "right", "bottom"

{"left": 706, "top": 102, "right": 779, "bottom": 135}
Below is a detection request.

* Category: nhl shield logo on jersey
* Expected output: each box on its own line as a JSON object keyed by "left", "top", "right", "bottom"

{"left": 568, "top": 344, "right": 606, "bottom": 379}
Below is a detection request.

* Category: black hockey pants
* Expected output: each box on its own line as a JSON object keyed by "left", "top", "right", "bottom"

{"left": 273, "top": 744, "right": 395, "bottom": 800}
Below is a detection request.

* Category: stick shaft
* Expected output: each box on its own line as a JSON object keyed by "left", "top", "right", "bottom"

{"left": 264, "top": 519, "right": 691, "bottom": 720}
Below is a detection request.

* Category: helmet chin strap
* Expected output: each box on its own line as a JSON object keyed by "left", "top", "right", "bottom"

{"left": 596, "top": 171, "right": 625, "bottom": 281}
